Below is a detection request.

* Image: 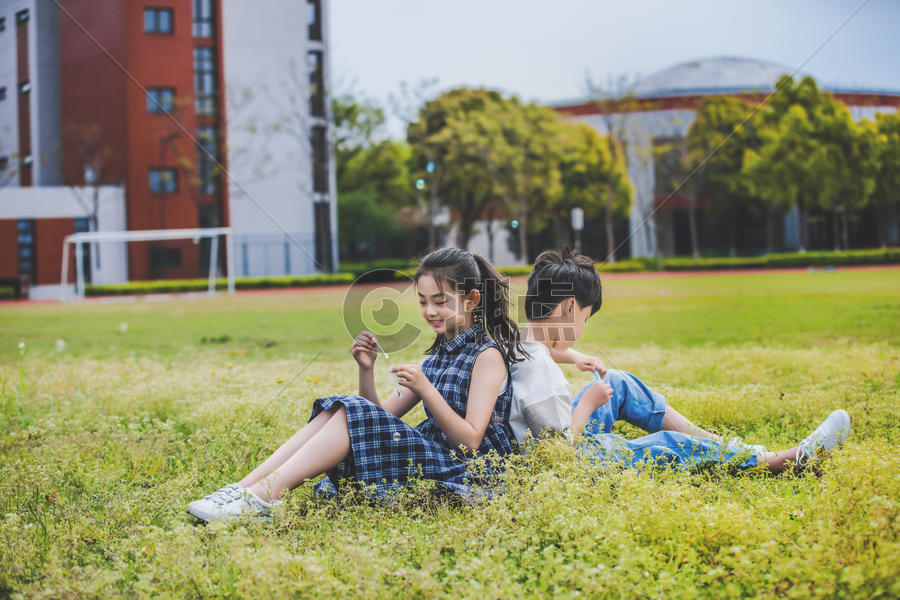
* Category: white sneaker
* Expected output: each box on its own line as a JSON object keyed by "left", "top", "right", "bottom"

{"left": 796, "top": 409, "right": 851, "bottom": 468}
{"left": 188, "top": 485, "right": 273, "bottom": 522}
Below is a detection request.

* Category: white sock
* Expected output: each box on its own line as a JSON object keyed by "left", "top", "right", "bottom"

{"left": 245, "top": 487, "right": 274, "bottom": 507}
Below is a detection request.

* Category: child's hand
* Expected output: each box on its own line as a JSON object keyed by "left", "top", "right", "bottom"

{"left": 391, "top": 363, "right": 433, "bottom": 398}
{"left": 584, "top": 379, "right": 613, "bottom": 410}
{"left": 351, "top": 331, "right": 378, "bottom": 370}
{"left": 594, "top": 380, "right": 612, "bottom": 402}
{"left": 576, "top": 354, "right": 607, "bottom": 376}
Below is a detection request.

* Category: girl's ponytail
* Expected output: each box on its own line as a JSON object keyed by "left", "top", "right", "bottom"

{"left": 471, "top": 253, "right": 527, "bottom": 364}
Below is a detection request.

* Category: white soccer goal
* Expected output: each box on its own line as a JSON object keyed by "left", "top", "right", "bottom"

{"left": 60, "top": 227, "right": 235, "bottom": 300}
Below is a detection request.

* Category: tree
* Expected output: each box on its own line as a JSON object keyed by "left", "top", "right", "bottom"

{"left": 447, "top": 92, "right": 564, "bottom": 261}
{"left": 744, "top": 76, "right": 877, "bottom": 251}
{"left": 558, "top": 121, "right": 632, "bottom": 255}
{"left": 333, "top": 95, "right": 414, "bottom": 259}
{"left": 817, "top": 106, "right": 878, "bottom": 250}
{"left": 686, "top": 97, "right": 767, "bottom": 254}
{"left": 332, "top": 95, "right": 389, "bottom": 186}
{"left": 872, "top": 111, "right": 900, "bottom": 246}
{"left": 408, "top": 89, "right": 506, "bottom": 251}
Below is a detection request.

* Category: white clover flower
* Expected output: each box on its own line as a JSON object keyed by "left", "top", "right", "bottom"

{"left": 18, "top": 341, "right": 25, "bottom": 350}
{"left": 118, "top": 322, "right": 129, "bottom": 334}
{"left": 55, "top": 339, "right": 67, "bottom": 353}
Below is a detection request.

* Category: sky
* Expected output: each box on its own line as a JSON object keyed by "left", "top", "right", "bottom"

{"left": 330, "top": 0, "right": 900, "bottom": 135}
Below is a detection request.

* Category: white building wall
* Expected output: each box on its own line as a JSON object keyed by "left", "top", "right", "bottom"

{"left": 0, "top": 185, "right": 128, "bottom": 292}
{"left": 32, "top": 0, "right": 61, "bottom": 185}
{"left": 572, "top": 109, "right": 694, "bottom": 257}
{"left": 222, "top": 0, "right": 335, "bottom": 277}
{"left": 0, "top": 0, "right": 62, "bottom": 186}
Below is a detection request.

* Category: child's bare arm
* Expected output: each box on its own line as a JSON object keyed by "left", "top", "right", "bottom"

{"left": 549, "top": 347, "right": 607, "bottom": 376}
{"left": 351, "top": 331, "right": 420, "bottom": 417}
{"left": 392, "top": 348, "right": 506, "bottom": 452}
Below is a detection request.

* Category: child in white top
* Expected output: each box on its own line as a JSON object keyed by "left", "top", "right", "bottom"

{"left": 509, "top": 247, "right": 851, "bottom": 473}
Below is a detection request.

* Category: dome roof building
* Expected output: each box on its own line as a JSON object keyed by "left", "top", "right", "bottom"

{"left": 552, "top": 56, "right": 900, "bottom": 257}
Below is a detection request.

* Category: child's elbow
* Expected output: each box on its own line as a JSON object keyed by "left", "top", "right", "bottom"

{"left": 459, "top": 435, "right": 484, "bottom": 454}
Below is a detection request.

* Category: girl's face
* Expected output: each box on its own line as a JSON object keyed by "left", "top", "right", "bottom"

{"left": 416, "top": 273, "right": 479, "bottom": 339}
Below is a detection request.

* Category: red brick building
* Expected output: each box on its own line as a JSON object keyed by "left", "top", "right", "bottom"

{"left": 57, "top": 0, "right": 228, "bottom": 281}
{"left": 0, "top": 0, "right": 228, "bottom": 293}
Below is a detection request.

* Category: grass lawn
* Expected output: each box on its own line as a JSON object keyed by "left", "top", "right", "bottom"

{"left": 1, "top": 268, "right": 898, "bottom": 598}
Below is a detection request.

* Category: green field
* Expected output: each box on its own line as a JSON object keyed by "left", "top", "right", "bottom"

{"left": 1, "top": 269, "right": 898, "bottom": 598}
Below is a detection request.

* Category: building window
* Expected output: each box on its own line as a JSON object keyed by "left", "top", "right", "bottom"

{"left": 0, "top": 17, "right": 6, "bottom": 32}
{"left": 150, "top": 247, "right": 182, "bottom": 270}
{"left": 196, "top": 126, "right": 218, "bottom": 195}
{"left": 147, "top": 87, "right": 175, "bottom": 113}
{"left": 149, "top": 168, "right": 178, "bottom": 193}
{"left": 193, "top": 48, "right": 216, "bottom": 115}
{"left": 17, "top": 219, "right": 35, "bottom": 282}
{"left": 307, "top": 0, "right": 322, "bottom": 41}
{"left": 308, "top": 51, "right": 325, "bottom": 117}
{"left": 192, "top": 0, "right": 213, "bottom": 37}
{"left": 0, "top": 87, "right": 6, "bottom": 101}
{"left": 311, "top": 125, "right": 328, "bottom": 193}
{"left": 15, "top": 9, "right": 29, "bottom": 24}
{"left": 0, "top": 156, "right": 8, "bottom": 171}
{"left": 144, "top": 8, "right": 174, "bottom": 34}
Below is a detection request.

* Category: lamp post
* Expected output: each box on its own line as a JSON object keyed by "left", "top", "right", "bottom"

{"left": 83, "top": 165, "right": 101, "bottom": 273}
{"left": 571, "top": 207, "right": 584, "bottom": 251}
{"left": 418, "top": 159, "right": 438, "bottom": 249}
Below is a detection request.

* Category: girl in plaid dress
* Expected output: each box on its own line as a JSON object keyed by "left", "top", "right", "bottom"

{"left": 188, "top": 248, "right": 527, "bottom": 522}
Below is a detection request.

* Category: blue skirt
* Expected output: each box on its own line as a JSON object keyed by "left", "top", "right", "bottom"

{"left": 310, "top": 395, "right": 500, "bottom": 499}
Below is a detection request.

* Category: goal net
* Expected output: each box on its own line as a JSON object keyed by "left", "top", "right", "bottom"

{"left": 60, "top": 227, "right": 235, "bottom": 300}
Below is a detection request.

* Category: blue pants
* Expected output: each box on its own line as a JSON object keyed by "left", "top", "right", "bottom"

{"left": 572, "top": 370, "right": 760, "bottom": 470}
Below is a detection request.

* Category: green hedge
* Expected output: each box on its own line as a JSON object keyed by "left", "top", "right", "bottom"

{"left": 85, "top": 273, "right": 355, "bottom": 297}
{"left": 661, "top": 248, "right": 900, "bottom": 271}
{"left": 0, "top": 286, "right": 15, "bottom": 301}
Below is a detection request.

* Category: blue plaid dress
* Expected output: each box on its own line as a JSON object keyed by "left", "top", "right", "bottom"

{"left": 309, "top": 322, "right": 514, "bottom": 499}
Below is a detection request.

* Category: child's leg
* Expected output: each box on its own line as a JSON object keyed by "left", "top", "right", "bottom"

{"left": 585, "top": 430, "right": 807, "bottom": 474}
{"left": 583, "top": 430, "right": 762, "bottom": 471}
{"left": 762, "top": 448, "right": 800, "bottom": 473}
{"left": 238, "top": 409, "right": 335, "bottom": 488}
{"left": 660, "top": 405, "right": 721, "bottom": 441}
{"left": 249, "top": 407, "right": 351, "bottom": 503}
{"left": 572, "top": 370, "right": 724, "bottom": 441}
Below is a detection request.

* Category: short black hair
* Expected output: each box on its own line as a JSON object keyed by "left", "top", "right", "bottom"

{"left": 524, "top": 247, "right": 602, "bottom": 320}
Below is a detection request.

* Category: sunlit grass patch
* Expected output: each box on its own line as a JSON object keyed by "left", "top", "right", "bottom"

{"left": 0, "top": 270, "right": 898, "bottom": 597}
{"left": 1, "top": 341, "right": 897, "bottom": 598}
